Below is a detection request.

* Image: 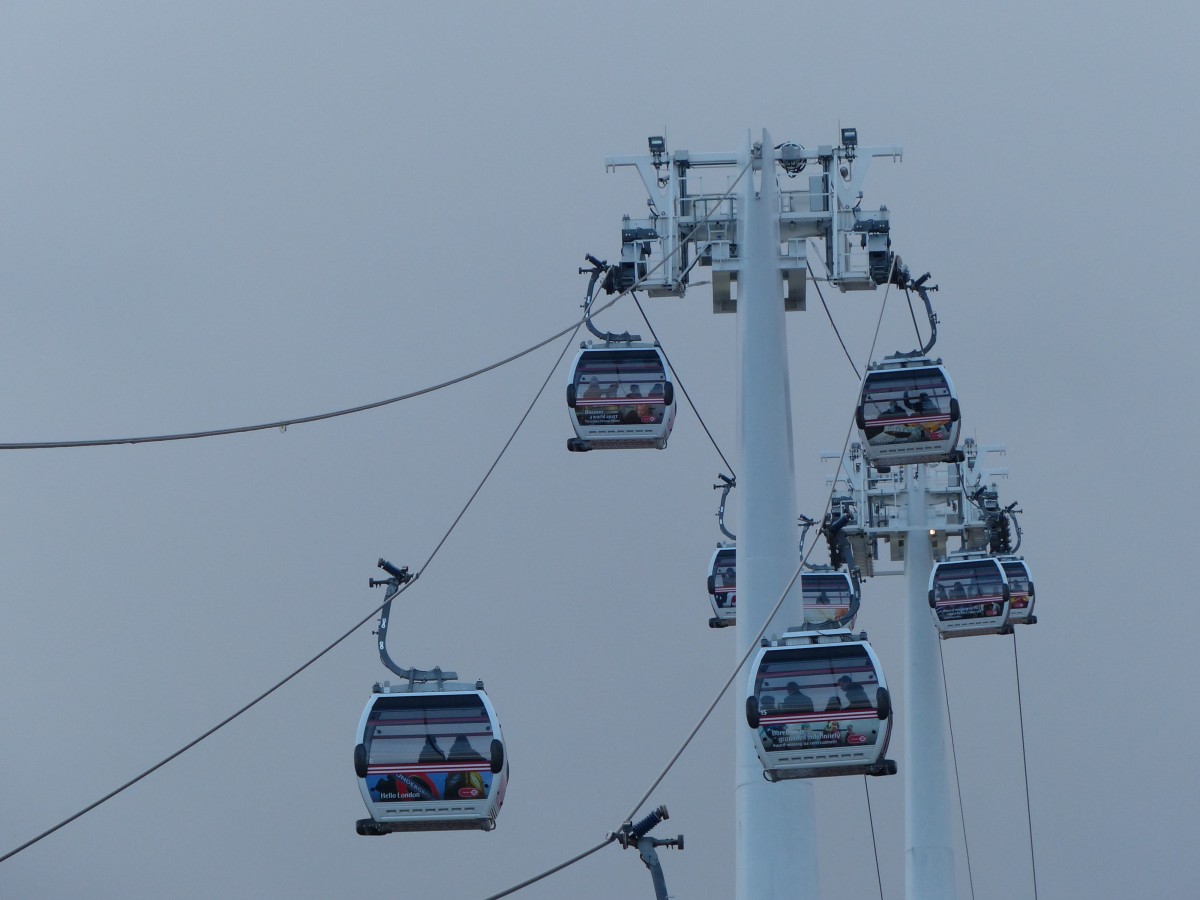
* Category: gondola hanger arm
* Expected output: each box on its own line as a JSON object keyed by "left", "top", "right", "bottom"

{"left": 368, "top": 558, "right": 457, "bottom": 684}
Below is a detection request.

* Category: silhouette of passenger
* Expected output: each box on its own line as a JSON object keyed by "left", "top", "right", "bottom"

{"left": 779, "top": 682, "right": 814, "bottom": 713}
{"left": 448, "top": 735, "right": 487, "bottom": 763}
{"left": 838, "top": 675, "right": 870, "bottom": 709}
{"left": 418, "top": 735, "right": 446, "bottom": 763}
{"left": 904, "top": 390, "right": 935, "bottom": 414}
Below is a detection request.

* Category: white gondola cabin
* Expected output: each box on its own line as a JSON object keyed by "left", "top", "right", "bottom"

{"left": 566, "top": 343, "right": 675, "bottom": 451}
{"left": 744, "top": 630, "right": 896, "bottom": 780}
{"left": 706, "top": 545, "right": 736, "bottom": 627}
{"left": 856, "top": 357, "right": 960, "bottom": 467}
{"left": 928, "top": 555, "right": 1011, "bottom": 638}
{"left": 999, "top": 557, "right": 1037, "bottom": 626}
{"left": 801, "top": 571, "right": 858, "bottom": 630}
{"left": 353, "top": 683, "right": 508, "bottom": 834}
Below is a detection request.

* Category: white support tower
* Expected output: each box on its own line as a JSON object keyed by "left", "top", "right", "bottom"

{"left": 732, "top": 132, "right": 812, "bottom": 899}
{"left": 829, "top": 440, "right": 1013, "bottom": 898}
{"left": 901, "top": 467, "right": 957, "bottom": 899}
{"left": 604, "top": 128, "right": 909, "bottom": 899}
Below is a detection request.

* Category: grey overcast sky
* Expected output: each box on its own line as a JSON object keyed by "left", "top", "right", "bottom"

{"left": 2, "top": 2, "right": 1197, "bottom": 898}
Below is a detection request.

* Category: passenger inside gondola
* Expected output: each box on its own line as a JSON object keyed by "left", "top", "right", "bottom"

{"left": 448, "top": 735, "right": 488, "bottom": 763}
{"left": 838, "top": 676, "right": 871, "bottom": 709}
{"left": 904, "top": 390, "right": 937, "bottom": 414}
{"left": 713, "top": 565, "right": 736, "bottom": 608}
{"left": 419, "top": 735, "right": 446, "bottom": 763}
{"left": 779, "top": 682, "right": 815, "bottom": 712}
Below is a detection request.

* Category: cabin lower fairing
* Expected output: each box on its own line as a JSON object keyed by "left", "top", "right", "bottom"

{"left": 353, "top": 685, "right": 508, "bottom": 834}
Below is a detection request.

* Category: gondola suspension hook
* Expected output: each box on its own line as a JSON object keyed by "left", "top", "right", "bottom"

{"left": 579, "top": 254, "right": 642, "bottom": 344}
{"left": 713, "top": 473, "right": 736, "bottom": 542}
{"left": 368, "top": 558, "right": 457, "bottom": 685}
{"left": 886, "top": 262, "right": 941, "bottom": 358}
{"left": 818, "top": 510, "right": 864, "bottom": 629}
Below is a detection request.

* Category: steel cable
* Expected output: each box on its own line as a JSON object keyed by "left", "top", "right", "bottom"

{"left": 0, "top": 317, "right": 584, "bottom": 864}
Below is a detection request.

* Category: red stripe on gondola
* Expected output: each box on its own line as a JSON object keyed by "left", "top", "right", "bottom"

{"left": 934, "top": 594, "right": 1005, "bottom": 608}
{"left": 367, "top": 763, "right": 487, "bottom": 774}
{"left": 370, "top": 730, "right": 493, "bottom": 737}
{"left": 575, "top": 400, "right": 666, "bottom": 407}
{"left": 759, "top": 666, "right": 875, "bottom": 679}
{"left": 865, "top": 415, "right": 950, "bottom": 427}
{"left": 762, "top": 709, "right": 878, "bottom": 725}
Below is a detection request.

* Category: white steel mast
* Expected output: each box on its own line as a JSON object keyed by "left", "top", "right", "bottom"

{"left": 902, "top": 468, "right": 958, "bottom": 899}
{"left": 733, "top": 131, "right": 813, "bottom": 899}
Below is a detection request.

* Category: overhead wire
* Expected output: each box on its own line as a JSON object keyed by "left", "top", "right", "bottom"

{"left": 905, "top": 288, "right": 925, "bottom": 348}
{"left": 6, "top": 151, "right": 949, "bottom": 900}
{"left": 631, "top": 292, "right": 737, "bottom": 477}
{"left": 1011, "top": 633, "right": 1041, "bottom": 900}
{"left": 618, "top": 257, "right": 899, "bottom": 833}
{"left": 938, "top": 640, "right": 979, "bottom": 900}
{"left": 477, "top": 159, "right": 759, "bottom": 899}
{"left": 0, "top": 577, "right": 421, "bottom": 865}
{"left": 0, "top": 299, "right": 617, "bottom": 451}
{"left": 1, "top": 155, "right": 755, "bottom": 887}
{"left": 589, "top": 157, "right": 761, "bottom": 480}
{"left": 604, "top": 250, "right": 906, "bottom": 891}
{"left": 863, "top": 777, "right": 886, "bottom": 900}
{"left": 0, "top": 313, "right": 586, "bottom": 865}
{"left": 481, "top": 838, "right": 616, "bottom": 900}
{"left": 807, "top": 257, "right": 862, "bottom": 381}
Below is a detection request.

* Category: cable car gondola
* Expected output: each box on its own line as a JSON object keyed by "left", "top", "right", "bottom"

{"left": 566, "top": 343, "right": 676, "bottom": 451}
{"left": 928, "top": 555, "right": 1011, "bottom": 638}
{"left": 352, "top": 558, "right": 510, "bottom": 835}
{"left": 706, "top": 544, "right": 736, "bottom": 627}
{"left": 999, "top": 557, "right": 1037, "bottom": 626}
{"left": 855, "top": 356, "right": 960, "bottom": 467}
{"left": 354, "top": 682, "right": 509, "bottom": 834}
{"left": 801, "top": 571, "right": 858, "bottom": 630}
{"left": 744, "top": 629, "right": 896, "bottom": 780}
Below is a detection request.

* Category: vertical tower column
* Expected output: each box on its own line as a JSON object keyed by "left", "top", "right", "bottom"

{"left": 903, "top": 466, "right": 958, "bottom": 899}
{"left": 734, "top": 131, "right": 815, "bottom": 900}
